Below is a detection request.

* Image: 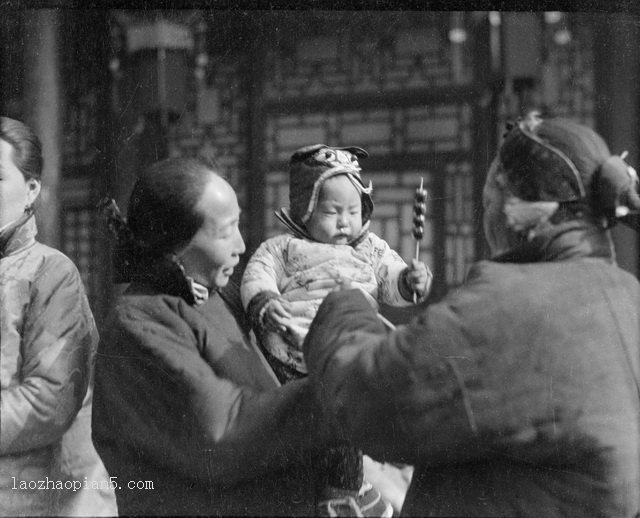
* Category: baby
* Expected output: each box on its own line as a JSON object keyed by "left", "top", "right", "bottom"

{"left": 241, "top": 144, "right": 431, "bottom": 516}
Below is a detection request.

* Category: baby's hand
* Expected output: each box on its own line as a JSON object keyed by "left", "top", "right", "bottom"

{"left": 333, "top": 276, "right": 353, "bottom": 292}
{"left": 406, "top": 259, "right": 433, "bottom": 298}
{"left": 263, "top": 298, "right": 292, "bottom": 333}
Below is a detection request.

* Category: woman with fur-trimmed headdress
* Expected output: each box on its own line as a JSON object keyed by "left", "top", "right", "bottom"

{"left": 303, "top": 113, "right": 640, "bottom": 517}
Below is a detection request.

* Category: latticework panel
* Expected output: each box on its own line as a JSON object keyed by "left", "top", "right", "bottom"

{"left": 62, "top": 11, "right": 106, "bottom": 172}
{"left": 262, "top": 11, "right": 478, "bottom": 289}
{"left": 443, "top": 161, "right": 476, "bottom": 286}
{"left": 498, "top": 13, "right": 595, "bottom": 127}
{"left": 58, "top": 13, "right": 108, "bottom": 314}
{"left": 265, "top": 170, "right": 289, "bottom": 238}
{"left": 62, "top": 206, "right": 99, "bottom": 303}
{"left": 264, "top": 12, "right": 474, "bottom": 100}
{"left": 367, "top": 170, "right": 434, "bottom": 268}
{"left": 542, "top": 18, "right": 594, "bottom": 125}
{"left": 166, "top": 59, "right": 249, "bottom": 199}
{"left": 266, "top": 104, "right": 472, "bottom": 162}
{"left": 63, "top": 91, "right": 100, "bottom": 168}
{"left": 264, "top": 100, "right": 472, "bottom": 284}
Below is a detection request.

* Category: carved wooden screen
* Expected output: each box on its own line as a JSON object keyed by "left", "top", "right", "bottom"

{"left": 262, "top": 12, "right": 480, "bottom": 290}
{"left": 165, "top": 11, "right": 596, "bottom": 292}
{"left": 59, "top": 12, "right": 111, "bottom": 320}
{"left": 167, "top": 59, "right": 248, "bottom": 200}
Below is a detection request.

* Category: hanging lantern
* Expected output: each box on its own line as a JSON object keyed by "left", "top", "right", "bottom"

{"left": 112, "top": 13, "right": 194, "bottom": 129}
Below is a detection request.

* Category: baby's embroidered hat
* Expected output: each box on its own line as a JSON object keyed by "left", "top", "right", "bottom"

{"left": 287, "top": 144, "right": 374, "bottom": 226}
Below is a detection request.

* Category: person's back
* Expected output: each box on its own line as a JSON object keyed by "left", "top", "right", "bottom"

{"left": 401, "top": 241, "right": 640, "bottom": 516}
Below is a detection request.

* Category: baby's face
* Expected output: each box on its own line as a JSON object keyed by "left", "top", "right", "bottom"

{"left": 306, "top": 175, "right": 363, "bottom": 245}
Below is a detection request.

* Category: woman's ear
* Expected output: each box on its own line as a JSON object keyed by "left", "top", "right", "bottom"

{"left": 25, "top": 178, "right": 41, "bottom": 207}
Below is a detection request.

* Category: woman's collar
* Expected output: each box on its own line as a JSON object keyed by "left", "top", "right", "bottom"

{"left": 130, "top": 254, "right": 216, "bottom": 305}
{"left": 492, "top": 220, "right": 614, "bottom": 264}
{"left": 0, "top": 212, "right": 37, "bottom": 258}
{"left": 186, "top": 276, "right": 211, "bottom": 306}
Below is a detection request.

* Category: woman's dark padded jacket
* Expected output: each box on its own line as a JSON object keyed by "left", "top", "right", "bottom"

{"left": 305, "top": 223, "right": 640, "bottom": 517}
{"left": 92, "top": 262, "right": 332, "bottom": 516}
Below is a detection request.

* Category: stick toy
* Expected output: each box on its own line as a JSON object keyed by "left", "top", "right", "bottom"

{"left": 374, "top": 178, "right": 426, "bottom": 328}
{"left": 377, "top": 312, "right": 397, "bottom": 330}
{"left": 412, "top": 178, "right": 427, "bottom": 303}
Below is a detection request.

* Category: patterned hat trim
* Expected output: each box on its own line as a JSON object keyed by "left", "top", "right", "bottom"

{"left": 299, "top": 168, "right": 373, "bottom": 224}
{"left": 275, "top": 207, "right": 371, "bottom": 247}
{"left": 291, "top": 144, "right": 369, "bottom": 161}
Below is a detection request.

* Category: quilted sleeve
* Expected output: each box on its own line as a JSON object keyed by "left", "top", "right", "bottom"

{"left": 240, "top": 236, "right": 289, "bottom": 328}
{"left": 368, "top": 233, "right": 412, "bottom": 306}
{"left": 0, "top": 255, "right": 96, "bottom": 455}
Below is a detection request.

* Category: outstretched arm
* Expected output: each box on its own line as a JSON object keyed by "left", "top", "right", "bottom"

{"left": 303, "top": 289, "right": 483, "bottom": 465}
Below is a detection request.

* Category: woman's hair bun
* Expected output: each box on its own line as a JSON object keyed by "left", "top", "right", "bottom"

{"left": 98, "top": 197, "right": 136, "bottom": 283}
{"left": 594, "top": 154, "right": 640, "bottom": 224}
